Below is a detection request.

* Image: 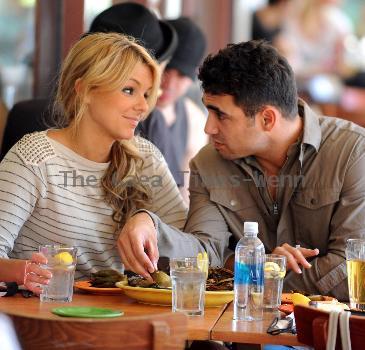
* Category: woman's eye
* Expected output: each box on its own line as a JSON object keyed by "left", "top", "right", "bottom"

{"left": 122, "top": 87, "right": 134, "bottom": 95}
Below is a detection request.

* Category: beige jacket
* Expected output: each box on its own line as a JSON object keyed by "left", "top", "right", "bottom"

{"left": 150, "top": 101, "right": 365, "bottom": 300}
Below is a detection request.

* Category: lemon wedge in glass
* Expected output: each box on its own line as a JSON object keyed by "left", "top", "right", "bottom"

{"left": 264, "top": 261, "right": 286, "bottom": 278}
{"left": 54, "top": 252, "right": 74, "bottom": 266}
{"left": 197, "top": 251, "right": 209, "bottom": 278}
{"left": 251, "top": 291, "right": 264, "bottom": 306}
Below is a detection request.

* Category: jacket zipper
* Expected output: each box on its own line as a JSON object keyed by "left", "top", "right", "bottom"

{"left": 273, "top": 202, "right": 279, "bottom": 215}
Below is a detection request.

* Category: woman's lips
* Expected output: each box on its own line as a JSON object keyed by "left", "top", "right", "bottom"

{"left": 123, "top": 116, "right": 139, "bottom": 128}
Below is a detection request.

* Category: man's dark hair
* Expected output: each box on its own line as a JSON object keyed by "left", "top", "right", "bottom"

{"left": 198, "top": 40, "right": 298, "bottom": 119}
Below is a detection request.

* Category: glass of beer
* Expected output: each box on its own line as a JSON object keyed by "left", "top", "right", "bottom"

{"left": 346, "top": 239, "right": 365, "bottom": 311}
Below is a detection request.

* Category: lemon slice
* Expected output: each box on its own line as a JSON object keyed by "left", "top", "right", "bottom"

{"left": 264, "top": 262, "right": 280, "bottom": 272}
{"left": 55, "top": 252, "right": 74, "bottom": 266}
{"left": 278, "top": 270, "right": 286, "bottom": 278}
{"left": 292, "top": 292, "right": 311, "bottom": 306}
{"left": 197, "top": 251, "right": 209, "bottom": 278}
{"left": 251, "top": 291, "right": 263, "bottom": 306}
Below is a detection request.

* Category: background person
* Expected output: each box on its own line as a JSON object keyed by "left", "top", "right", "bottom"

{"left": 155, "top": 17, "right": 208, "bottom": 202}
{"left": 251, "top": 0, "right": 292, "bottom": 45}
{"left": 118, "top": 40, "right": 365, "bottom": 300}
{"left": 281, "top": 0, "right": 353, "bottom": 101}
{"left": 0, "top": 32, "right": 186, "bottom": 282}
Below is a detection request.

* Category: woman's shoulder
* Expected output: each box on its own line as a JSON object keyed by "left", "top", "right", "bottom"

{"left": 134, "top": 136, "right": 164, "bottom": 162}
{"left": 15, "top": 130, "right": 57, "bottom": 166}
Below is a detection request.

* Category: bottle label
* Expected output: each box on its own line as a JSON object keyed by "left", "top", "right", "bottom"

{"left": 234, "top": 261, "right": 264, "bottom": 286}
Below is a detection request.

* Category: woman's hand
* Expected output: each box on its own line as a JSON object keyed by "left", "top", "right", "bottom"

{"left": 23, "top": 253, "right": 52, "bottom": 295}
{"left": 117, "top": 212, "right": 158, "bottom": 280}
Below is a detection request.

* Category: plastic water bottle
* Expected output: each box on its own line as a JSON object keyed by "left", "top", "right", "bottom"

{"left": 233, "top": 221, "right": 265, "bottom": 321}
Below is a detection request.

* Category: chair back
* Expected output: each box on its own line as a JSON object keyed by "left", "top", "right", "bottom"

{"left": 9, "top": 311, "right": 187, "bottom": 350}
{"left": 295, "top": 305, "right": 365, "bottom": 350}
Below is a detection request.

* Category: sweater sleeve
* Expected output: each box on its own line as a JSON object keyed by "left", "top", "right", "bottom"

{"left": 0, "top": 149, "right": 46, "bottom": 258}
{"left": 138, "top": 138, "right": 187, "bottom": 230}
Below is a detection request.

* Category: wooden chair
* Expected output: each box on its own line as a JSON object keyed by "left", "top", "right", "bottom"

{"left": 294, "top": 305, "right": 365, "bottom": 350}
{"left": 8, "top": 311, "right": 187, "bottom": 350}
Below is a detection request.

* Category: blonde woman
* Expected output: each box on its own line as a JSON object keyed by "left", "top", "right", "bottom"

{"left": 0, "top": 32, "right": 187, "bottom": 288}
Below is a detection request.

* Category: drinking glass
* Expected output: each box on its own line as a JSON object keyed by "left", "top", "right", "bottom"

{"left": 170, "top": 257, "right": 206, "bottom": 316}
{"left": 263, "top": 254, "right": 286, "bottom": 309}
{"left": 39, "top": 245, "right": 77, "bottom": 302}
{"left": 346, "top": 238, "right": 365, "bottom": 311}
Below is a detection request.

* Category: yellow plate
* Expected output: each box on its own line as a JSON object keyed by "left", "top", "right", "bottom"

{"left": 116, "top": 283, "right": 234, "bottom": 307}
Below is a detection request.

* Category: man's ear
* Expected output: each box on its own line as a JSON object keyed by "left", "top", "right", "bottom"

{"left": 74, "top": 78, "right": 90, "bottom": 103}
{"left": 260, "top": 106, "right": 276, "bottom": 131}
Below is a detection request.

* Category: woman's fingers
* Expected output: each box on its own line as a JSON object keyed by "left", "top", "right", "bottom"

{"left": 30, "top": 252, "right": 47, "bottom": 265}
{"left": 23, "top": 255, "right": 52, "bottom": 295}
{"left": 27, "top": 262, "right": 52, "bottom": 279}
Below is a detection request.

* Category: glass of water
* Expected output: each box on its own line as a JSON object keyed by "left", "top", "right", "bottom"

{"left": 39, "top": 245, "right": 77, "bottom": 302}
{"left": 170, "top": 257, "right": 206, "bottom": 316}
{"left": 263, "top": 254, "right": 286, "bottom": 310}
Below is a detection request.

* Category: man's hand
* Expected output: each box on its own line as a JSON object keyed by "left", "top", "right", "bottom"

{"left": 117, "top": 212, "right": 158, "bottom": 279}
{"left": 272, "top": 243, "right": 319, "bottom": 273}
{"left": 24, "top": 253, "right": 52, "bottom": 295}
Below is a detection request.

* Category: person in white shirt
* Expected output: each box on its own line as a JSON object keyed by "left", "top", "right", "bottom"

{"left": 0, "top": 32, "right": 187, "bottom": 288}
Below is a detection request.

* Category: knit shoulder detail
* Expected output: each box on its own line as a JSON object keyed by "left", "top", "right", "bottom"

{"left": 134, "top": 136, "right": 164, "bottom": 161}
{"left": 15, "top": 131, "right": 56, "bottom": 166}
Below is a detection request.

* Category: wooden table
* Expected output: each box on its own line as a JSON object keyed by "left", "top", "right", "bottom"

{"left": 0, "top": 292, "right": 304, "bottom": 347}
{"left": 211, "top": 302, "right": 304, "bottom": 348}
{"left": 0, "top": 291, "right": 228, "bottom": 341}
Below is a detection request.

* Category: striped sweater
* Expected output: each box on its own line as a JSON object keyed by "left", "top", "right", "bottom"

{"left": 0, "top": 131, "right": 187, "bottom": 279}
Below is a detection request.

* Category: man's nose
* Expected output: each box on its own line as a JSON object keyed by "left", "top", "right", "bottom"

{"left": 204, "top": 114, "right": 218, "bottom": 135}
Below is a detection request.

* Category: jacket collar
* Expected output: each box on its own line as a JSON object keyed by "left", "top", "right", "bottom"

{"left": 299, "top": 99, "right": 321, "bottom": 153}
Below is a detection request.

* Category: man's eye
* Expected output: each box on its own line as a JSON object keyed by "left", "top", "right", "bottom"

{"left": 216, "top": 112, "right": 225, "bottom": 120}
{"left": 122, "top": 87, "right": 134, "bottom": 95}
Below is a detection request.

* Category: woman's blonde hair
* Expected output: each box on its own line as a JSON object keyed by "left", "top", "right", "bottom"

{"left": 54, "top": 32, "right": 161, "bottom": 226}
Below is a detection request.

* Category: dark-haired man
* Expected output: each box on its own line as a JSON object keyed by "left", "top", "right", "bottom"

{"left": 119, "top": 40, "right": 365, "bottom": 300}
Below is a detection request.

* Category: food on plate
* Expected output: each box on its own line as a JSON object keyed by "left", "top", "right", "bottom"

{"left": 206, "top": 267, "right": 233, "bottom": 291}
{"left": 129, "top": 267, "right": 233, "bottom": 291}
{"left": 279, "top": 292, "right": 347, "bottom": 314}
{"left": 281, "top": 292, "right": 337, "bottom": 304}
{"left": 90, "top": 269, "right": 127, "bottom": 288}
{"left": 291, "top": 293, "right": 311, "bottom": 306}
{"left": 278, "top": 304, "right": 294, "bottom": 314}
{"left": 90, "top": 267, "right": 234, "bottom": 291}
{"left": 128, "top": 271, "right": 172, "bottom": 288}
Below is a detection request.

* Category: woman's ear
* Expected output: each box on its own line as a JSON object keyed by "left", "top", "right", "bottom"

{"left": 74, "top": 78, "right": 90, "bottom": 103}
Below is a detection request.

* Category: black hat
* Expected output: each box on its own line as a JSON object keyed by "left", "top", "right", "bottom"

{"left": 89, "top": 2, "right": 178, "bottom": 63}
{"left": 166, "top": 17, "right": 206, "bottom": 80}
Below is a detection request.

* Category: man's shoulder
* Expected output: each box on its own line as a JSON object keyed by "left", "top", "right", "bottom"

{"left": 319, "top": 116, "right": 365, "bottom": 147}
